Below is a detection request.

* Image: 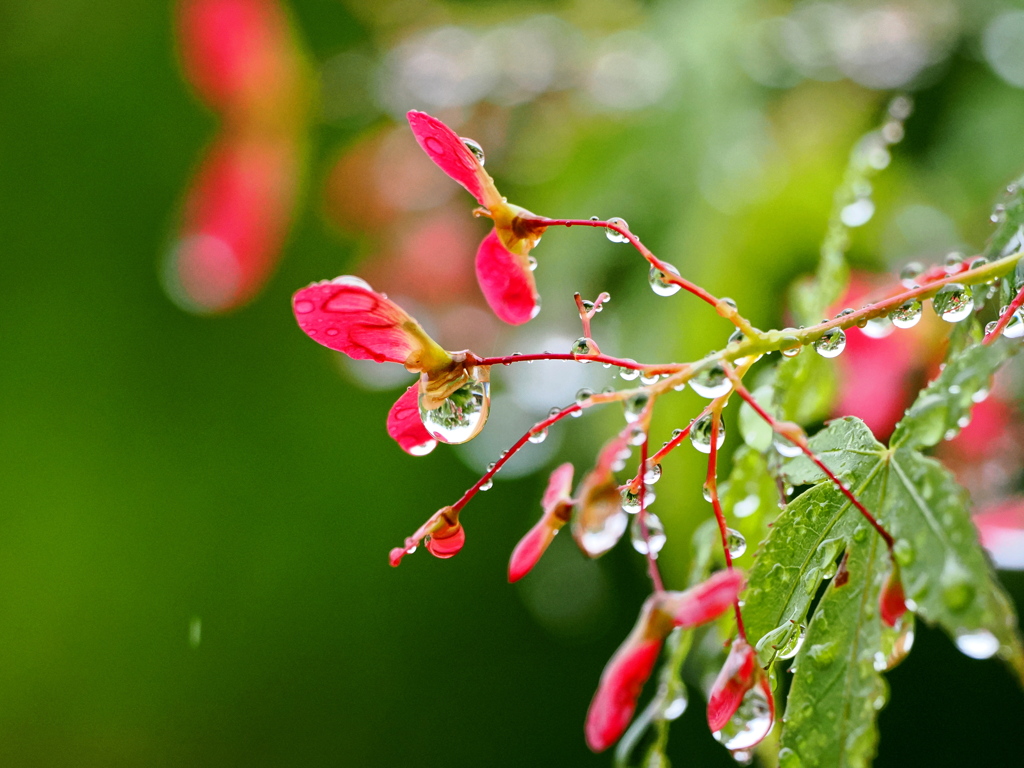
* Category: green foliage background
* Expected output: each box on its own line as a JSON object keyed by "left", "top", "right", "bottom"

{"left": 1, "top": 0, "right": 1023, "bottom": 765}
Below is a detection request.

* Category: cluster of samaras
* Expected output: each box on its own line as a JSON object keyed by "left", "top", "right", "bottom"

{"left": 291, "top": 110, "right": 1024, "bottom": 760}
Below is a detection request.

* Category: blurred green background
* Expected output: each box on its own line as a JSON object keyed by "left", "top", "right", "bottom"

{"left": 2, "top": 0, "right": 1024, "bottom": 765}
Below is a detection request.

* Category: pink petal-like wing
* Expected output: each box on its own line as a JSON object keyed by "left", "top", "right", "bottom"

{"left": 707, "top": 640, "right": 758, "bottom": 733}
{"left": 585, "top": 598, "right": 669, "bottom": 752}
{"left": 508, "top": 521, "right": 557, "bottom": 583}
{"left": 663, "top": 570, "right": 744, "bottom": 629}
{"left": 879, "top": 566, "right": 908, "bottom": 627}
{"left": 406, "top": 110, "right": 498, "bottom": 207}
{"left": 475, "top": 229, "right": 540, "bottom": 326}
{"left": 292, "top": 277, "right": 446, "bottom": 369}
{"left": 508, "top": 463, "right": 575, "bottom": 582}
{"left": 975, "top": 497, "right": 1024, "bottom": 570}
{"left": 387, "top": 383, "right": 437, "bottom": 457}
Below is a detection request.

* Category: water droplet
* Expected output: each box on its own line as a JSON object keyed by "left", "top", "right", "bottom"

{"left": 621, "top": 488, "right": 641, "bottom": 514}
{"left": 571, "top": 337, "right": 597, "bottom": 359}
{"left": 606, "top": 217, "right": 630, "bottom": 243}
{"left": 932, "top": 284, "right": 974, "bottom": 323}
{"left": 814, "top": 328, "right": 847, "bottom": 358}
{"left": 972, "top": 387, "right": 990, "bottom": 404}
{"left": 893, "top": 539, "right": 915, "bottom": 566}
{"left": 575, "top": 388, "right": 594, "bottom": 406}
{"left": 419, "top": 376, "right": 490, "bottom": 444}
{"left": 425, "top": 523, "right": 465, "bottom": 559}
{"left": 712, "top": 682, "right": 773, "bottom": 752}
{"left": 985, "top": 320, "right": 999, "bottom": 335}
{"left": 644, "top": 464, "right": 663, "bottom": 485}
{"left": 734, "top": 494, "right": 760, "bottom": 518}
{"left": 756, "top": 622, "right": 805, "bottom": 666}
{"left": 661, "top": 686, "right": 688, "bottom": 720}
{"left": 579, "top": 510, "right": 628, "bottom": 555}
{"left": 875, "top": 613, "right": 915, "bottom": 671}
{"left": 528, "top": 427, "right": 547, "bottom": 444}
{"left": 954, "top": 628, "right": 1000, "bottom": 659}
{"left": 649, "top": 263, "right": 682, "bottom": 296}
{"left": 702, "top": 484, "right": 713, "bottom": 502}
{"left": 728, "top": 328, "right": 746, "bottom": 345}
{"left": 861, "top": 315, "right": 894, "bottom": 339}
{"left": 690, "top": 362, "right": 732, "bottom": 399}
{"left": 616, "top": 366, "right": 640, "bottom": 382}
{"left": 841, "top": 198, "right": 875, "bottom": 227}
{"left": 780, "top": 340, "right": 801, "bottom": 358}
{"left": 900, "top": 262, "right": 923, "bottom": 288}
{"left": 1003, "top": 310, "right": 1024, "bottom": 338}
{"left": 889, "top": 299, "right": 923, "bottom": 329}
{"left": 991, "top": 203, "right": 1007, "bottom": 224}
{"left": 690, "top": 414, "right": 725, "bottom": 454}
{"left": 461, "top": 138, "right": 486, "bottom": 166}
{"left": 479, "top": 478, "right": 493, "bottom": 491}
{"left": 527, "top": 256, "right": 538, "bottom": 271}
{"left": 732, "top": 749, "right": 753, "bottom": 766}
{"left": 294, "top": 300, "right": 315, "bottom": 314}
{"left": 640, "top": 372, "right": 660, "bottom": 385}
{"left": 773, "top": 435, "right": 803, "bottom": 458}
{"left": 726, "top": 528, "right": 747, "bottom": 558}
{"left": 945, "top": 252, "right": 964, "bottom": 271}
{"left": 631, "top": 512, "right": 666, "bottom": 555}
{"left": 624, "top": 392, "right": 650, "bottom": 423}
{"left": 940, "top": 559, "right": 975, "bottom": 613}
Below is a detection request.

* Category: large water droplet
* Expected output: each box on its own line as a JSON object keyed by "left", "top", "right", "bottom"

{"left": 861, "top": 315, "right": 894, "bottom": 339}
{"left": 889, "top": 299, "right": 923, "bottom": 329}
{"left": 631, "top": 512, "right": 666, "bottom": 555}
{"left": 571, "top": 336, "right": 597, "bottom": 359}
{"left": 814, "top": 328, "right": 846, "bottom": 358}
{"left": 425, "top": 524, "right": 466, "bottom": 558}
{"left": 644, "top": 463, "right": 663, "bottom": 484}
{"left": 461, "top": 137, "right": 485, "bottom": 165}
{"left": 649, "top": 263, "right": 682, "bottom": 296}
{"left": 840, "top": 198, "right": 875, "bottom": 227}
{"left": 954, "top": 628, "right": 1000, "bottom": 659}
{"left": 932, "top": 284, "right": 974, "bottom": 323}
{"left": 606, "top": 217, "right": 630, "bottom": 243}
{"left": 624, "top": 392, "right": 651, "bottom": 423}
{"left": 579, "top": 509, "right": 628, "bottom": 555}
{"left": 690, "top": 414, "right": 725, "bottom": 454}
{"left": 621, "top": 488, "right": 642, "bottom": 514}
{"left": 690, "top": 362, "right": 732, "bottom": 399}
{"left": 756, "top": 621, "right": 805, "bottom": 666}
{"left": 575, "top": 388, "right": 594, "bottom": 407}
{"left": 726, "top": 528, "right": 747, "bottom": 558}
{"left": 528, "top": 427, "right": 548, "bottom": 444}
{"left": 419, "top": 378, "right": 490, "bottom": 444}
{"left": 1002, "top": 310, "right": 1024, "bottom": 338}
{"left": 712, "top": 682, "right": 773, "bottom": 752}
{"left": 899, "top": 262, "right": 923, "bottom": 288}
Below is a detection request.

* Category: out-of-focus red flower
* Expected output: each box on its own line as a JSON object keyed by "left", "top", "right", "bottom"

{"left": 707, "top": 639, "right": 771, "bottom": 737}
{"left": 170, "top": 0, "right": 310, "bottom": 314}
{"left": 585, "top": 571, "right": 743, "bottom": 752}
{"left": 508, "top": 463, "right": 574, "bottom": 582}
{"left": 168, "top": 135, "right": 300, "bottom": 313}
{"left": 407, "top": 110, "right": 544, "bottom": 325}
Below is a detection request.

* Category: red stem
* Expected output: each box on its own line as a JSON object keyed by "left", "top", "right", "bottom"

{"left": 706, "top": 411, "right": 747, "bottom": 640}
{"left": 722, "top": 365, "right": 895, "bottom": 551}
{"left": 635, "top": 432, "right": 665, "bottom": 592}
{"left": 983, "top": 282, "right": 1024, "bottom": 345}
{"left": 531, "top": 217, "right": 721, "bottom": 309}
{"left": 473, "top": 351, "right": 682, "bottom": 375}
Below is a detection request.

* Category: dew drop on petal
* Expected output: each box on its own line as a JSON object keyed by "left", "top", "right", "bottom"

{"left": 932, "top": 283, "right": 974, "bottom": 323}
{"left": 814, "top": 328, "right": 846, "bottom": 358}
{"left": 690, "top": 362, "right": 732, "bottom": 399}
{"left": 630, "top": 512, "right": 666, "bottom": 555}
{"left": 726, "top": 528, "right": 747, "bottom": 558}
{"left": 605, "top": 217, "right": 630, "bottom": 243}
{"left": 461, "top": 137, "right": 485, "bottom": 166}
{"left": 648, "top": 263, "right": 682, "bottom": 297}
{"left": 889, "top": 299, "right": 923, "bottom": 329}
{"left": 955, "top": 628, "right": 1000, "bottom": 660}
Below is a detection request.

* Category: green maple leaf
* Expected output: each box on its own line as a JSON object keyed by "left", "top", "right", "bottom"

{"left": 742, "top": 339, "right": 1024, "bottom": 768}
